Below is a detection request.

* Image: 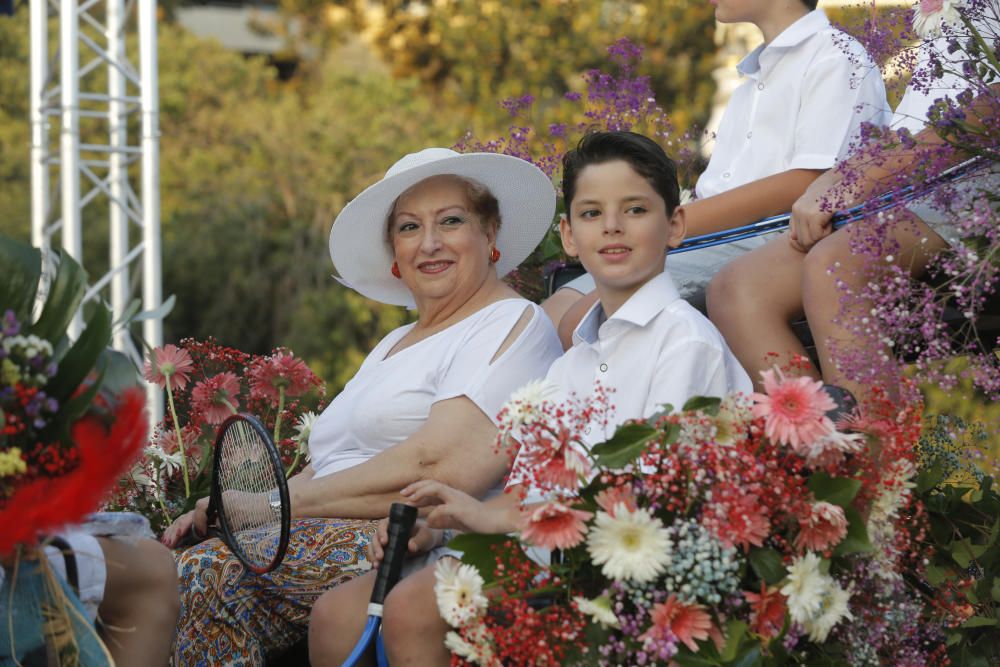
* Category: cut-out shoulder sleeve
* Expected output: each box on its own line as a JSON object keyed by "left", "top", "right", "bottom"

{"left": 434, "top": 301, "right": 563, "bottom": 425}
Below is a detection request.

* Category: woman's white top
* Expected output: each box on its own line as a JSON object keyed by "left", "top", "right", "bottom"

{"left": 308, "top": 299, "right": 563, "bottom": 479}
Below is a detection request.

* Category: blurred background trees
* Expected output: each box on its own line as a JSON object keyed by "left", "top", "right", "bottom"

{"left": 0, "top": 2, "right": 717, "bottom": 393}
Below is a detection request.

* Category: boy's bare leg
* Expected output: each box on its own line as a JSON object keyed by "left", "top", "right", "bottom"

{"left": 309, "top": 569, "right": 377, "bottom": 667}
{"left": 707, "top": 233, "right": 817, "bottom": 389}
{"left": 801, "top": 211, "right": 947, "bottom": 398}
{"left": 382, "top": 562, "right": 452, "bottom": 667}
{"left": 96, "top": 538, "right": 179, "bottom": 667}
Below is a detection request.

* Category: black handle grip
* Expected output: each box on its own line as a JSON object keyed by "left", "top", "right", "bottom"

{"left": 370, "top": 503, "right": 419, "bottom": 606}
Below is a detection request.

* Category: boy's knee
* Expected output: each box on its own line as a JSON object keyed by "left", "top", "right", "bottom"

{"left": 706, "top": 263, "right": 752, "bottom": 318}
{"left": 800, "top": 239, "right": 845, "bottom": 296}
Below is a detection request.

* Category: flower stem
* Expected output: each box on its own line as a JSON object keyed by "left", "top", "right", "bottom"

{"left": 273, "top": 387, "right": 286, "bottom": 448}
{"left": 165, "top": 376, "right": 191, "bottom": 498}
{"left": 961, "top": 15, "right": 1000, "bottom": 77}
{"left": 286, "top": 449, "right": 301, "bottom": 479}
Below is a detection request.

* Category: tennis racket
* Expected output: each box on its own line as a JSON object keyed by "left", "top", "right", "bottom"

{"left": 195, "top": 413, "right": 291, "bottom": 574}
{"left": 342, "top": 502, "right": 419, "bottom": 667}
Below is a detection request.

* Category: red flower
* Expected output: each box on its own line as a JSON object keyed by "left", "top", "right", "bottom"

{"left": 752, "top": 368, "right": 836, "bottom": 450}
{"left": 708, "top": 491, "right": 770, "bottom": 551}
{"left": 641, "top": 594, "right": 713, "bottom": 652}
{"left": 794, "top": 501, "right": 848, "bottom": 553}
{"left": 248, "top": 352, "right": 316, "bottom": 403}
{"left": 745, "top": 583, "right": 787, "bottom": 639}
{"left": 143, "top": 344, "right": 194, "bottom": 391}
{"left": 191, "top": 372, "right": 240, "bottom": 425}
{"left": 0, "top": 388, "right": 148, "bottom": 554}
{"left": 594, "top": 485, "right": 638, "bottom": 517}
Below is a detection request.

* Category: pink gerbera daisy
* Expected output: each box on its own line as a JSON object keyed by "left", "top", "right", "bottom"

{"left": 594, "top": 485, "right": 638, "bottom": 517}
{"left": 519, "top": 501, "right": 592, "bottom": 550}
{"left": 709, "top": 492, "right": 770, "bottom": 551}
{"left": 191, "top": 372, "right": 241, "bottom": 425}
{"left": 640, "top": 595, "right": 713, "bottom": 652}
{"left": 795, "top": 501, "right": 849, "bottom": 552}
{"left": 248, "top": 352, "right": 316, "bottom": 402}
{"left": 143, "top": 344, "right": 194, "bottom": 391}
{"left": 752, "top": 368, "right": 836, "bottom": 451}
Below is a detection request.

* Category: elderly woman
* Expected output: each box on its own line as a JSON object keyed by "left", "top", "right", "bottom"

{"left": 160, "top": 148, "right": 562, "bottom": 664}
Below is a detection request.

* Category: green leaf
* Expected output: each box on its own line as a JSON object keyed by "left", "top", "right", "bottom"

{"left": 951, "top": 538, "right": 988, "bottom": 569}
{"left": 916, "top": 461, "right": 947, "bottom": 494}
{"left": 991, "top": 577, "right": 1000, "bottom": 603}
{"left": 673, "top": 653, "right": 721, "bottom": 667}
{"left": 682, "top": 395, "right": 721, "bottom": 415}
{"left": 719, "top": 619, "right": 748, "bottom": 662}
{"left": 748, "top": 547, "right": 786, "bottom": 585}
{"left": 732, "top": 647, "right": 763, "bottom": 667}
{"left": 926, "top": 564, "right": 949, "bottom": 586}
{"left": 808, "top": 472, "right": 861, "bottom": 508}
{"left": 95, "top": 349, "right": 142, "bottom": 397}
{"left": 47, "top": 303, "right": 113, "bottom": 404}
{"left": 0, "top": 233, "right": 42, "bottom": 322}
{"left": 29, "top": 250, "right": 87, "bottom": 342}
{"left": 449, "top": 533, "right": 520, "bottom": 584}
{"left": 591, "top": 422, "right": 658, "bottom": 469}
{"left": 832, "top": 507, "right": 873, "bottom": 557}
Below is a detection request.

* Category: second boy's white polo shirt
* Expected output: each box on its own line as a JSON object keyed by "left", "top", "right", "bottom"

{"left": 545, "top": 272, "right": 752, "bottom": 449}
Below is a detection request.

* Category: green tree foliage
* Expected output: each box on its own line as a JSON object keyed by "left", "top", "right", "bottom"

{"left": 349, "top": 0, "right": 717, "bottom": 133}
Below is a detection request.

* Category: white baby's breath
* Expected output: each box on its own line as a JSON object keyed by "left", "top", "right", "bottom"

{"left": 498, "top": 379, "right": 557, "bottom": 434}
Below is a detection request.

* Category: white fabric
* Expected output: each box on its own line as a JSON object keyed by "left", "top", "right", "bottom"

{"left": 308, "top": 298, "right": 562, "bottom": 478}
{"left": 543, "top": 272, "right": 752, "bottom": 451}
{"left": 893, "top": 14, "right": 997, "bottom": 134}
{"left": 561, "top": 10, "right": 891, "bottom": 299}
{"left": 697, "top": 9, "right": 890, "bottom": 198}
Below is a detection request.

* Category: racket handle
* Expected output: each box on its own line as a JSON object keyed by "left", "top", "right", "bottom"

{"left": 370, "top": 503, "right": 418, "bottom": 606}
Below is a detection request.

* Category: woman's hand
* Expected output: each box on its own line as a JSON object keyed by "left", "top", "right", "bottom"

{"left": 160, "top": 496, "right": 210, "bottom": 548}
{"left": 401, "top": 480, "right": 512, "bottom": 535}
{"left": 368, "top": 517, "right": 441, "bottom": 568}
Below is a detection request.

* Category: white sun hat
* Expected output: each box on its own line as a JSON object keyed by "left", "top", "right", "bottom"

{"left": 329, "top": 148, "right": 556, "bottom": 307}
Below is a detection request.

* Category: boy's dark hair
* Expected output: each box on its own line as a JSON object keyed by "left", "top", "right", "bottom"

{"left": 802, "top": 0, "right": 818, "bottom": 9}
{"left": 562, "top": 131, "right": 680, "bottom": 217}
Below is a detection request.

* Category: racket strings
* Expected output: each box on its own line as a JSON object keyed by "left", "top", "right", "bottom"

{"left": 218, "top": 419, "right": 283, "bottom": 567}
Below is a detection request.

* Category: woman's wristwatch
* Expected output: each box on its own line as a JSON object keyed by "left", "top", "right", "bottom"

{"left": 268, "top": 489, "right": 282, "bottom": 512}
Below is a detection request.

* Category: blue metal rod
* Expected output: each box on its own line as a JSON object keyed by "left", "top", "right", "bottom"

{"left": 376, "top": 633, "right": 389, "bottom": 667}
{"left": 342, "top": 615, "right": 381, "bottom": 667}
{"left": 670, "top": 156, "right": 985, "bottom": 255}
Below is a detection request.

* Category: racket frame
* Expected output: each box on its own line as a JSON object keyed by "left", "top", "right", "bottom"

{"left": 210, "top": 413, "right": 292, "bottom": 575}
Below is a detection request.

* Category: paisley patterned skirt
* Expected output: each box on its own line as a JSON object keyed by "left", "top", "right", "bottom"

{"left": 172, "top": 517, "right": 377, "bottom": 666}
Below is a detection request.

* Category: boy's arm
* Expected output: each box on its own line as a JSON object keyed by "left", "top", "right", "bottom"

{"left": 681, "top": 168, "right": 825, "bottom": 237}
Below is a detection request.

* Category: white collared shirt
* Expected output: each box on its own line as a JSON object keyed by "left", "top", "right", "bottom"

{"left": 544, "top": 272, "right": 753, "bottom": 449}
{"left": 697, "top": 9, "right": 891, "bottom": 199}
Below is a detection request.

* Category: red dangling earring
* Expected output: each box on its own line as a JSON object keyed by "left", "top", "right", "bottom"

{"left": 391, "top": 261, "right": 401, "bottom": 279}
{"left": 490, "top": 247, "right": 501, "bottom": 264}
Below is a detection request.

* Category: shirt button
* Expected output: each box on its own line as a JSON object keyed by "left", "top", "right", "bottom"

{"left": 722, "top": 171, "right": 731, "bottom": 179}
{"left": 757, "top": 82, "right": 764, "bottom": 91}
{"left": 585, "top": 426, "right": 592, "bottom": 435}
{"left": 599, "top": 363, "right": 608, "bottom": 372}
{"left": 746, "top": 131, "right": 753, "bottom": 139}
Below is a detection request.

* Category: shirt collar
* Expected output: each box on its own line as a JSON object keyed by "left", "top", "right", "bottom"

{"left": 737, "top": 9, "right": 830, "bottom": 76}
{"left": 572, "top": 272, "right": 681, "bottom": 345}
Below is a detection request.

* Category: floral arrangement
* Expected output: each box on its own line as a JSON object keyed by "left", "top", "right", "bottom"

{"left": 826, "top": 0, "right": 1000, "bottom": 400}
{"left": 0, "top": 234, "right": 148, "bottom": 556}
{"left": 436, "top": 368, "right": 998, "bottom": 665}
{"left": 108, "top": 337, "right": 326, "bottom": 530}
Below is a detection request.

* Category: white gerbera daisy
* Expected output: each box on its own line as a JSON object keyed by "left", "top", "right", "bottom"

{"left": 145, "top": 445, "right": 184, "bottom": 476}
{"left": 444, "top": 627, "right": 496, "bottom": 665}
{"left": 293, "top": 411, "right": 318, "bottom": 457}
{"left": 803, "top": 581, "right": 853, "bottom": 642}
{"left": 780, "top": 552, "right": 829, "bottom": 624}
{"left": 586, "top": 508, "right": 672, "bottom": 583}
{"left": 912, "top": 0, "right": 965, "bottom": 39}
{"left": 498, "top": 379, "right": 557, "bottom": 433}
{"left": 434, "top": 559, "right": 488, "bottom": 627}
{"left": 573, "top": 595, "right": 620, "bottom": 628}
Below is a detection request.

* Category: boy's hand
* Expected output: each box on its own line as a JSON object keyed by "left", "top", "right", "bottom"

{"left": 789, "top": 169, "right": 847, "bottom": 252}
{"left": 401, "top": 480, "right": 509, "bottom": 535}
{"left": 368, "top": 516, "right": 440, "bottom": 568}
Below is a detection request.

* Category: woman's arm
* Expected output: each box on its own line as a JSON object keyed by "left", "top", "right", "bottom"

{"left": 288, "top": 396, "right": 510, "bottom": 519}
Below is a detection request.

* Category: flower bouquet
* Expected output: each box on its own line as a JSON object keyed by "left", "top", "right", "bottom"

{"left": 0, "top": 232, "right": 149, "bottom": 664}
{"left": 438, "top": 370, "right": 998, "bottom": 665}
{"left": 109, "top": 337, "right": 326, "bottom": 530}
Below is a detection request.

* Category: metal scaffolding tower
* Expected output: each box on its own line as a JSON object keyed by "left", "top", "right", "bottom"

{"left": 30, "top": 0, "right": 163, "bottom": 424}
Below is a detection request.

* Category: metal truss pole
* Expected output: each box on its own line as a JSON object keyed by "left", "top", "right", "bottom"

{"left": 29, "top": 0, "right": 164, "bottom": 427}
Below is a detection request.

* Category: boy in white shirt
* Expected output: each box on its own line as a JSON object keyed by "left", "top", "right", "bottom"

{"left": 544, "top": 0, "right": 891, "bottom": 352}
{"left": 308, "top": 131, "right": 752, "bottom": 666}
